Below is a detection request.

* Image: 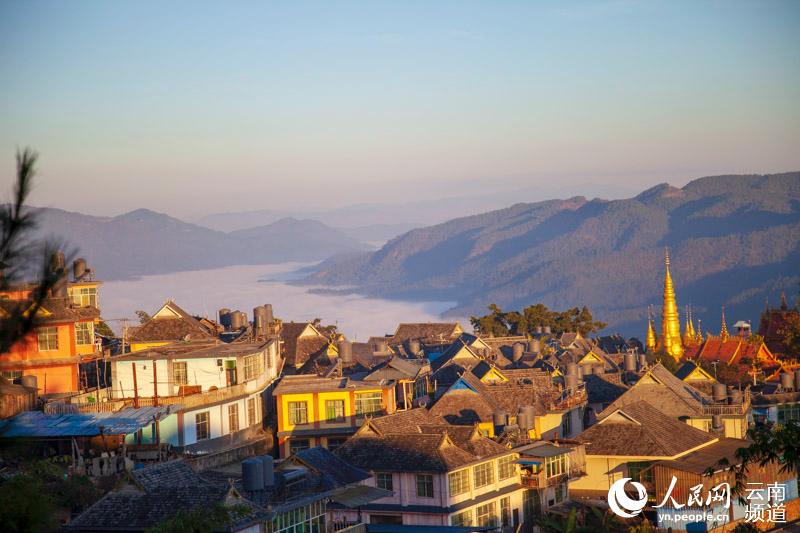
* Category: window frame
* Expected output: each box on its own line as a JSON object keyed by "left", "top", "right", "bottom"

{"left": 448, "top": 469, "right": 470, "bottom": 497}
{"left": 355, "top": 392, "right": 383, "bottom": 418}
{"left": 497, "top": 455, "right": 516, "bottom": 480}
{"left": 195, "top": 411, "right": 210, "bottom": 441}
{"left": 473, "top": 461, "right": 495, "bottom": 488}
{"left": 376, "top": 472, "right": 393, "bottom": 491}
{"left": 242, "top": 353, "right": 263, "bottom": 381}
{"left": 37, "top": 326, "right": 59, "bottom": 351}
{"left": 75, "top": 321, "right": 94, "bottom": 345}
{"left": 325, "top": 399, "right": 346, "bottom": 423}
{"left": 288, "top": 401, "right": 309, "bottom": 425}
{"left": 247, "top": 397, "right": 257, "bottom": 426}
{"left": 416, "top": 473, "right": 434, "bottom": 498}
{"left": 228, "top": 403, "right": 240, "bottom": 433}
{"left": 173, "top": 361, "right": 188, "bottom": 386}
{"left": 475, "top": 501, "right": 497, "bottom": 527}
{"left": 450, "top": 510, "right": 472, "bottom": 527}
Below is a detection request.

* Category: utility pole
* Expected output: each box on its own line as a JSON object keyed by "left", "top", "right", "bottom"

{"left": 711, "top": 361, "right": 719, "bottom": 380}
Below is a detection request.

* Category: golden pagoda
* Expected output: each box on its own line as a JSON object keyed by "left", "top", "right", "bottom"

{"left": 695, "top": 319, "right": 703, "bottom": 342}
{"left": 683, "top": 305, "right": 696, "bottom": 345}
{"left": 720, "top": 306, "right": 729, "bottom": 341}
{"left": 660, "top": 248, "right": 684, "bottom": 358}
{"left": 646, "top": 306, "right": 657, "bottom": 352}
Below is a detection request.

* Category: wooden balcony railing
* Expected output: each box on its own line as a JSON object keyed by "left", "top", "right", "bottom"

{"left": 701, "top": 390, "right": 750, "bottom": 416}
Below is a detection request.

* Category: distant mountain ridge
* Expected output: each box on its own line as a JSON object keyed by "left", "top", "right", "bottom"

{"left": 30, "top": 207, "right": 369, "bottom": 280}
{"left": 301, "top": 172, "right": 800, "bottom": 336}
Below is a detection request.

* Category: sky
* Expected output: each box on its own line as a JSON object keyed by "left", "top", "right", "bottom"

{"left": 1, "top": 0, "right": 799, "bottom": 218}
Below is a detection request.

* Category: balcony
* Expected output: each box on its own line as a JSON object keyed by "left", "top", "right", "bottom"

{"left": 701, "top": 389, "right": 750, "bottom": 416}
{"left": 550, "top": 383, "right": 588, "bottom": 411}
{"left": 520, "top": 464, "right": 586, "bottom": 490}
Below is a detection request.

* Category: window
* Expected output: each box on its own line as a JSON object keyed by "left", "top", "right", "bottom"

{"left": 326, "top": 438, "right": 347, "bottom": 451}
{"left": 778, "top": 404, "right": 800, "bottom": 424}
{"left": 473, "top": 461, "right": 495, "bottom": 488}
{"left": 545, "top": 454, "right": 568, "bottom": 478}
{"left": 0, "top": 370, "right": 22, "bottom": 380}
{"left": 228, "top": 404, "right": 240, "bottom": 433}
{"left": 242, "top": 353, "right": 263, "bottom": 381}
{"left": 248, "top": 398, "right": 257, "bottom": 426}
{"left": 524, "top": 489, "right": 541, "bottom": 519}
{"left": 325, "top": 399, "right": 345, "bottom": 422}
{"left": 75, "top": 322, "right": 94, "bottom": 345}
{"left": 451, "top": 510, "right": 472, "bottom": 527}
{"left": 376, "top": 473, "right": 393, "bottom": 491}
{"left": 173, "top": 362, "right": 188, "bottom": 386}
{"left": 288, "top": 401, "right": 308, "bottom": 425}
{"left": 416, "top": 474, "right": 434, "bottom": 498}
{"left": 355, "top": 392, "right": 382, "bottom": 418}
{"left": 498, "top": 455, "right": 516, "bottom": 480}
{"left": 37, "top": 327, "right": 59, "bottom": 351}
{"left": 475, "top": 501, "right": 497, "bottom": 527}
{"left": 555, "top": 481, "right": 566, "bottom": 503}
{"left": 500, "top": 496, "right": 511, "bottom": 526}
{"left": 71, "top": 287, "right": 98, "bottom": 308}
{"left": 448, "top": 469, "right": 469, "bottom": 497}
{"left": 561, "top": 411, "right": 572, "bottom": 436}
{"left": 195, "top": 412, "right": 210, "bottom": 441}
{"left": 414, "top": 378, "right": 427, "bottom": 399}
{"left": 628, "top": 461, "right": 653, "bottom": 485}
{"left": 289, "top": 438, "right": 310, "bottom": 454}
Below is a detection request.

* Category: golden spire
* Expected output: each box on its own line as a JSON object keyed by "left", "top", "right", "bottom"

{"left": 661, "top": 248, "right": 683, "bottom": 358}
{"left": 720, "top": 306, "right": 729, "bottom": 342}
{"left": 683, "top": 305, "right": 696, "bottom": 345}
{"left": 695, "top": 319, "right": 703, "bottom": 342}
{"left": 646, "top": 306, "right": 657, "bottom": 352}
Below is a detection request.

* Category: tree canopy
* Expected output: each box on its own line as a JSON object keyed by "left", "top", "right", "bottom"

{"left": 470, "top": 303, "right": 607, "bottom": 337}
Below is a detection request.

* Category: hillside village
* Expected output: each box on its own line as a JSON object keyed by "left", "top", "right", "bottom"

{"left": 1, "top": 252, "right": 800, "bottom": 533}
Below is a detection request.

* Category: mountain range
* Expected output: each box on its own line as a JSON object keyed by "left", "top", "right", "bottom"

{"left": 30, "top": 208, "right": 368, "bottom": 280}
{"left": 300, "top": 172, "right": 800, "bottom": 336}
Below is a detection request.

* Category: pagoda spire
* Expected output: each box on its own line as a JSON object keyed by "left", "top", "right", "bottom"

{"left": 684, "top": 305, "right": 696, "bottom": 345}
{"left": 720, "top": 306, "right": 729, "bottom": 342}
{"left": 661, "top": 248, "right": 683, "bottom": 358}
{"left": 646, "top": 306, "right": 657, "bottom": 352}
{"left": 695, "top": 319, "right": 703, "bottom": 342}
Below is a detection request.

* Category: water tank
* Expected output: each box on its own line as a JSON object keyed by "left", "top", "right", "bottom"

{"left": 713, "top": 383, "right": 728, "bottom": 402}
{"left": 408, "top": 339, "right": 421, "bottom": 356}
{"left": 794, "top": 369, "right": 800, "bottom": 392}
{"left": 73, "top": 258, "right": 87, "bottom": 280}
{"left": 528, "top": 339, "right": 540, "bottom": 354}
{"left": 728, "top": 388, "right": 742, "bottom": 405}
{"left": 19, "top": 375, "right": 37, "bottom": 391}
{"left": 339, "top": 340, "right": 353, "bottom": 363}
{"left": 712, "top": 414, "right": 723, "bottom": 429}
{"left": 624, "top": 353, "right": 636, "bottom": 372}
{"left": 230, "top": 311, "right": 244, "bottom": 330}
{"left": 567, "top": 363, "right": 579, "bottom": 376}
{"left": 493, "top": 411, "right": 508, "bottom": 429}
{"left": 565, "top": 373, "right": 578, "bottom": 391}
{"left": 218, "top": 308, "right": 232, "bottom": 329}
{"left": 638, "top": 353, "right": 647, "bottom": 370}
{"left": 50, "top": 251, "right": 66, "bottom": 271}
{"left": 780, "top": 373, "right": 794, "bottom": 391}
{"left": 242, "top": 458, "right": 264, "bottom": 491}
{"left": 263, "top": 304, "right": 274, "bottom": 324}
{"left": 517, "top": 412, "right": 530, "bottom": 431}
{"left": 512, "top": 343, "right": 524, "bottom": 362}
{"left": 258, "top": 455, "right": 274, "bottom": 487}
{"left": 543, "top": 326, "right": 552, "bottom": 335}
{"left": 521, "top": 405, "right": 537, "bottom": 421}
{"left": 253, "top": 306, "right": 268, "bottom": 335}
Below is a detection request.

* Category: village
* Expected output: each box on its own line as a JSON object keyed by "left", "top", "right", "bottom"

{"left": 1, "top": 250, "right": 799, "bottom": 533}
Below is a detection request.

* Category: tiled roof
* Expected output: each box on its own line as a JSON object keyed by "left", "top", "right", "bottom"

{"left": 597, "top": 363, "right": 710, "bottom": 420}
{"left": 273, "top": 374, "right": 390, "bottom": 396}
{"left": 128, "top": 313, "right": 213, "bottom": 343}
{"left": 369, "top": 408, "right": 446, "bottom": 434}
{"left": 0, "top": 297, "right": 100, "bottom": 325}
{"left": 280, "top": 322, "right": 330, "bottom": 368}
{"left": 655, "top": 438, "right": 750, "bottom": 474}
{"left": 392, "top": 323, "right": 462, "bottom": 344}
{"left": 583, "top": 373, "right": 628, "bottom": 405}
{"left": 293, "top": 446, "right": 371, "bottom": 486}
{"left": 576, "top": 400, "right": 716, "bottom": 457}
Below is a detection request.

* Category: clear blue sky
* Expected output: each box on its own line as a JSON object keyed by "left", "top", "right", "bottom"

{"left": 1, "top": 0, "right": 798, "bottom": 217}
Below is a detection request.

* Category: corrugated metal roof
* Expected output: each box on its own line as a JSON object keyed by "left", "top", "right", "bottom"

{"left": 520, "top": 443, "right": 570, "bottom": 458}
{"left": 0, "top": 406, "right": 175, "bottom": 438}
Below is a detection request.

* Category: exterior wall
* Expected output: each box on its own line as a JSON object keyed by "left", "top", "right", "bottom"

{"left": 536, "top": 406, "right": 583, "bottom": 440}
{"left": 687, "top": 416, "right": 748, "bottom": 439}
{"left": 570, "top": 455, "right": 660, "bottom": 494}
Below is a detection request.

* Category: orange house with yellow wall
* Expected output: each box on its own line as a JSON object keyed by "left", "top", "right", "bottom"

{"left": 1, "top": 283, "right": 102, "bottom": 395}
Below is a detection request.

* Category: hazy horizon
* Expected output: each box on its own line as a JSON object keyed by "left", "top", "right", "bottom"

{"left": 2, "top": 1, "right": 799, "bottom": 218}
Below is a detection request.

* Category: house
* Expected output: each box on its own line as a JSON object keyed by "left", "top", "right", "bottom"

{"left": 673, "top": 360, "right": 718, "bottom": 395}
{"left": 515, "top": 440, "right": 587, "bottom": 517}
{"left": 683, "top": 335, "right": 781, "bottom": 381}
{"left": 127, "top": 300, "right": 216, "bottom": 352}
{"left": 597, "top": 363, "right": 749, "bottom": 439}
{"left": 67, "top": 447, "right": 378, "bottom": 533}
{"left": 272, "top": 374, "right": 397, "bottom": 457}
{"left": 0, "top": 287, "right": 102, "bottom": 395}
{"left": 391, "top": 322, "right": 464, "bottom": 345}
{"left": 108, "top": 339, "right": 282, "bottom": 458}
{"left": 428, "top": 371, "right": 586, "bottom": 440}
{"left": 279, "top": 322, "right": 333, "bottom": 370}
{"left": 362, "top": 356, "right": 432, "bottom": 410}
{"left": 570, "top": 400, "right": 718, "bottom": 498}
{"left": 651, "top": 438, "right": 800, "bottom": 530}
{"left": 333, "top": 419, "right": 525, "bottom": 529}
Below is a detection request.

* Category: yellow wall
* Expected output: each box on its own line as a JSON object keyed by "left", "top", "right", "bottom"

{"left": 130, "top": 341, "right": 171, "bottom": 353}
